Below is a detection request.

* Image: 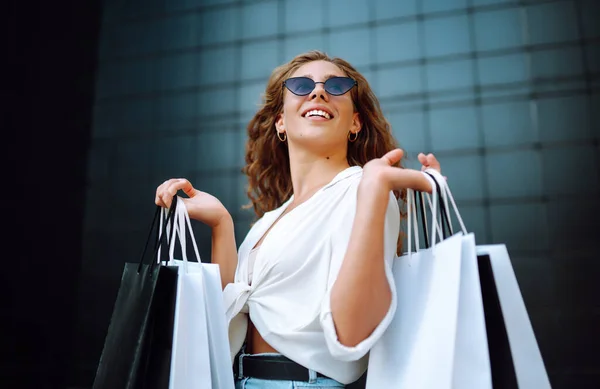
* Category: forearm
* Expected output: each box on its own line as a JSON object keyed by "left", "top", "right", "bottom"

{"left": 329, "top": 169, "right": 431, "bottom": 347}
{"left": 329, "top": 185, "right": 392, "bottom": 347}
{"left": 211, "top": 215, "right": 238, "bottom": 289}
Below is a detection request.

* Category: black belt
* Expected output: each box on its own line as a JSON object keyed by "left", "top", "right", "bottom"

{"left": 233, "top": 353, "right": 330, "bottom": 381}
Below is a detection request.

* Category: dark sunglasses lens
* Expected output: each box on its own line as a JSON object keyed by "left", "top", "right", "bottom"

{"left": 286, "top": 77, "right": 315, "bottom": 95}
{"left": 325, "top": 77, "right": 356, "bottom": 95}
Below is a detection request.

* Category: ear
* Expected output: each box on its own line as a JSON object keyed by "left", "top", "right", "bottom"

{"left": 351, "top": 112, "right": 362, "bottom": 134}
{"left": 275, "top": 112, "right": 285, "bottom": 133}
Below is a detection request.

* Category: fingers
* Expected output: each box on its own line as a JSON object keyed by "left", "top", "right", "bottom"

{"left": 155, "top": 178, "right": 194, "bottom": 208}
{"left": 418, "top": 152, "right": 441, "bottom": 173}
{"left": 382, "top": 149, "right": 404, "bottom": 165}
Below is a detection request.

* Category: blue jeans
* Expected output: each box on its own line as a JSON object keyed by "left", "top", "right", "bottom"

{"left": 235, "top": 376, "right": 345, "bottom": 389}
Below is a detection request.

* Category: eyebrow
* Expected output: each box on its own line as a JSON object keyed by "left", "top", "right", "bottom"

{"left": 301, "top": 73, "right": 341, "bottom": 80}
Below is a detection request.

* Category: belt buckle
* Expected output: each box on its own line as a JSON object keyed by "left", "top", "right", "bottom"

{"left": 237, "top": 353, "right": 245, "bottom": 380}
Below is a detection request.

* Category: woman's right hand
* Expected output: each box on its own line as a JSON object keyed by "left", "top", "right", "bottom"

{"left": 155, "top": 178, "right": 231, "bottom": 229}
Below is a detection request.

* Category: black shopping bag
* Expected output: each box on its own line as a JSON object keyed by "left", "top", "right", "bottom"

{"left": 477, "top": 253, "right": 518, "bottom": 389}
{"left": 92, "top": 203, "right": 179, "bottom": 389}
{"left": 477, "top": 248, "right": 551, "bottom": 389}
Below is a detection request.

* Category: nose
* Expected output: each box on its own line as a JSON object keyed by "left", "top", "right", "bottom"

{"left": 310, "top": 81, "right": 329, "bottom": 102}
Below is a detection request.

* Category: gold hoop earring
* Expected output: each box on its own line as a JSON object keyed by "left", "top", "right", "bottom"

{"left": 348, "top": 131, "right": 358, "bottom": 142}
{"left": 277, "top": 131, "right": 287, "bottom": 142}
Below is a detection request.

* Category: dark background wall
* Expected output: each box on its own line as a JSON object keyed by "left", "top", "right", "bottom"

{"left": 5, "top": 0, "right": 102, "bottom": 388}
{"left": 5, "top": 0, "right": 599, "bottom": 388}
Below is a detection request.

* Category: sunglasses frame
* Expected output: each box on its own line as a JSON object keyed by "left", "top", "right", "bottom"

{"left": 283, "top": 76, "right": 357, "bottom": 96}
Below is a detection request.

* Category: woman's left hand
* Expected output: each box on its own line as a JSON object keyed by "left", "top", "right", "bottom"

{"left": 360, "top": 149, "right": 443, "bottom": 195}
{"left": 418, "top": 152, "right": 442, "bottom": 174}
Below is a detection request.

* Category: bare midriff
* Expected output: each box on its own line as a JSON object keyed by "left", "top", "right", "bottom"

{"left": 246, "top": 319, "right": 279, "bottom": 354}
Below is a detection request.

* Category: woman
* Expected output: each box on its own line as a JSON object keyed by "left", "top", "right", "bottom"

{"left": 155, "top": 51, "right": 442, "bottom": 388}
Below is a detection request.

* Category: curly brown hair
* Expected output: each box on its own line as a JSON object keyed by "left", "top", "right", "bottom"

{"left": 242, "top": 50, "right": 407, "bottom": 253}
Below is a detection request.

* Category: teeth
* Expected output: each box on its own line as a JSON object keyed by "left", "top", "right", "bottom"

{"left": 305, "top": 109, "right": 331, "bottom": 119}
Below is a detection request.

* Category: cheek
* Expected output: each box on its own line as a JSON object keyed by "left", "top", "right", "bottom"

{"left": 335, "top": 99, "right": 356, "bottom": 123}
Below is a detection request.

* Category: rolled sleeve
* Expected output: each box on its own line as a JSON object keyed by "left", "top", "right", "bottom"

{"left": 319, "top": 190, "right": 400, "bottom": 361}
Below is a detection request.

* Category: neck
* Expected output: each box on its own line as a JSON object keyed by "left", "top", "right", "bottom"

{"left": 287, "top": 145, "right": 351, "bottom": 203}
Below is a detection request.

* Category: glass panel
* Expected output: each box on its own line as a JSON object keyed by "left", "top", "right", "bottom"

{"left": 424, "top": 15, "right": 470, "bottom": 57}
{"left": 489, "top": 202, "right": 549, "bottom": 251}
{"left": 375, "top": 65, "right": 423, "bottom": 98}
{"left": 285, "top": 0, "right": 324, "bottom": 33}
{"left": 387, "top": 110, "right": 427, "bottom": 154}
{"left": 438, "top": 154, "right": 485, "bottom": 201}
{"left": 531, "top": 46, "right": 584, "bottom": 79}
{"left": 327, "top": 0, "right": 370, "bottom": 28}
{"left": 486, "top": 149, "right": 543, "bottom": 198}
{"left": 474, "top": 8, "right": 523, "bottom": 51}
{"left": 87, "top": 140, "right": 112, "bottom": 184}
{"left": 166, "top": 0, "right": 235, "bottom": 11}
{"left": 477, "top": 53, "right": 528, "bottom": 85}
{"left": 198, "top": 87, "right": 236, "bottom": 117}
{"left": 426, "top": 59, "right": 474, "bottom": 91}
{"left": 546, "top": 197, "right": 600, "bottom": 250}
{"left": 482, "top": 100, "right": 536, "bottom": 147}
{"left": 329, "top": 27, "right": 372, "bottom": 68}
{"left": 120, "top": 98, "right": 156, "bottom": 134}
{"left": 93, "top": 101, "right": 122, "bottom": 139}
{"left": 422, "top": 0, "right": 468, "bottom": 14}
{"left": 197, "top": 130, "right": 239, "bottom": 171}
{"left": 242, "top": 0, "right": 279, "bottom": 39}
{"left": 429, "top": 105, "right": 481, "bottom": 151}
{"left": 241, "top": 40, "right": 279, "bottom": 80}
{"left": 238, "top": 81, "right": 267, "bottom": 114}
{"left": 153, "top": 135, "right": 196, "bottom": 179}
{"left": 537, "top": 95, "right": 592, "bottom": 142}
{"left": 194, "top": 173, "right": 237, "bottom": 211}
{"left": 96, "top": 62, "right": 122, "bottom": 98}
{"left": 198, "top": 47, "right": 236, "bottom": 85}
{"left": 472, "top": 0, "right": 514, "bottom": 5}
{"left": 526, "top": 1, "right": 578, "bottom": 45}
{"left": 374, "top": 22, "right": 420, "bottom": 63}
{"left": 373, "top": 0, "right": 418, "bottom": 20}
{"left": 160, "top": 13, "right": 199, "bottom": 51}
{"left": 585, "top": 42, "right": 600, "bottom": 74}
{"left": 592, "top": 94, "right": 600, "bottom": 139}
{"left": 284, "top": 34, "right": 326, "bottom": 62}
{"left": 199, "top": 7, "right": 238, "bottom": 44}
{"left": 161, "top": 53, "right": 198, "bottom": 90}
{"left": 115, "top": 138, "right": 155, "bottom": 179}
{"left": 453, "top": 204, "right": 489, "bottom": 244}
{"left": 541, "top": 145, "right": 599, "bottom": 197}
{"left": 580, "top": 0, "right": 600, "bottom": 39}
{"left": 157, "top": 92, "right": 197, "bottom": 132}
{"left": 122, "top": 59, "right": 158, "bottom": 94}
{"left": 116, "top": 21, "right": 162, "bottom": 57}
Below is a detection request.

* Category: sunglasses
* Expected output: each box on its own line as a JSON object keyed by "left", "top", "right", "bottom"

{"left": 283, "top": 76, "right": 357, "bottom": 96}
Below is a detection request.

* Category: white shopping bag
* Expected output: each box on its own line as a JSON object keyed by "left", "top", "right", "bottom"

{"left": 166, "top": 197, "right": 235, "bottom": 389}
{"left": 366, "top": 175, "right": 464, "bottom": 389}
{"left": 200, "top": 263, "right": 235, "bottom": 389}
{"left": 425, "top": 168, "right": 550, "bottom": 389}
{"left": 162, "top": 201, "right": 212, "bottom": 389}
{"left": 422, "top": 170, "right": 492, "bottom": 389}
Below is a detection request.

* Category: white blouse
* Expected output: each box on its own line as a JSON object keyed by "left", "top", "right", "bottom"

{"left": 222, "top": 166, "right": 400, "bottom": 384}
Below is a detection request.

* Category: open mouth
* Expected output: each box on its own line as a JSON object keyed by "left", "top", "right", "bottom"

{"left": 303, "top": 109, "right": 333, "bottom": 120}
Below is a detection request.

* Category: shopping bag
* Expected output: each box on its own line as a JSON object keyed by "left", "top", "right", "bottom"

{"left": 366, "top": 175, "right": 464, "bottom": 389}
{"left": 477, "top": 245, "right": 551, "bottom": 389}
{"left": 425, "top": 168, "right": 551, "bottom": 389}
{"left": 166, "top": 196, "right": 235, "bottom": 389}
{"left": 93, "top": 205, "right": 179, "bottom": 389}
{"left": 423, "top": 171, "right": 493, "bottom": 389}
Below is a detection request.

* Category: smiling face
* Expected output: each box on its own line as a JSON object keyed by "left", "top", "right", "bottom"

{"left": 275, "top": 60, "right": 361, "bottom": 155}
